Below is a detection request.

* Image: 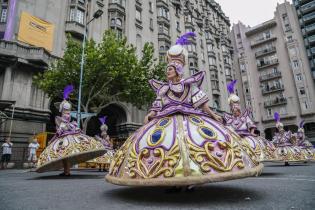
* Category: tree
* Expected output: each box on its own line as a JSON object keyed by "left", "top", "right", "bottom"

{"left": 33, "top": 30, "right": 166, "bottom": 133}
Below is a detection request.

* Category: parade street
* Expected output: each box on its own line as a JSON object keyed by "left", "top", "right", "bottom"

{"left": 0, "top": 162, "right": 314, "bottom": 210}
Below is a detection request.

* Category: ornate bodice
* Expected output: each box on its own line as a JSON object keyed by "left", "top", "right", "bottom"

{"left": 149, "top": 71, "right": 209, "bottom": 118}
{"left": 55, "top": 113, "right": 80, "bottom": 136}
{"left": 224, "top": 110, "right": 256, "bottom": 136}
{"left": 272, "top": 131, "right": 293, "bottom": 146}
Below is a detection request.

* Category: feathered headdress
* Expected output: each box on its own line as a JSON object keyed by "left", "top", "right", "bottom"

{"left": 176, "top": 32, "right": 196, "bottom": 46}
{"left": 227, "top": 80, "right": 237, "bottom": 94}
{"left": 63, "top": 85, "right": 74, "bottom": 100}
{"left": 274, "top": 112, "right": 280, "bottom": 123}
{"left": 99, "top": 116, "right": 107, "bottom": 125}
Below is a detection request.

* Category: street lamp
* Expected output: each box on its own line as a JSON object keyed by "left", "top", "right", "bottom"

{"left": 77, "top": 9, "right": 104, "bottom": 127}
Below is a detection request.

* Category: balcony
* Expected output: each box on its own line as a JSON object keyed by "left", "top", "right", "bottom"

{"left": 262, "top": 84, "right": 284, "bottom": 95}
{"left": 0, "top": 40, "right": 58, "bottom": 66}
{"left": 225, "top": 74, "right": 233, "bottom": 81}
{"left": 305, "top": 22, "right": 315, "bottom": 34}
{"left": 259, "top": 71, "right": 282, "bottom": 82}
{"left": 108, "top": 3, "right": 125, "bottom": 15}
{"left": 301, "top": 1, "right": 315, "bottom": 13}
{"left": 157, "top": 16, "right": 170, "bottom": 26}
{"left": 157, "top": 0, "right": 169, "bottom": 8}
{"left": 158, "top": 32, "right": 171, "bottom": 44}
{"left": 65, "top": 21, "right": 85, "bottom": 38}
{"left": 257, "top": 59, "right": 279, "bottom": 69}
{"left": 212, "top": 88, "right": 220, "bottom": 95}
{"left": 251, "top": 36, "right": 277, "bottom": 48}
{"left": 264, "top": 97, "right": 287, "bottom": 108}
{"left": 255, "top": 46, "right": 276, "bottom": 58}
{"left": 308, "top": 34, "right": 315, "bottom": 44}
{"left": 303, "top": 12, "right": 315, "bottom": 24}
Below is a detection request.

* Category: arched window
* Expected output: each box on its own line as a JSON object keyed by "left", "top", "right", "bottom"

{"left": 111, "top": 18, "right": 116, "bottom": 25}
{"left": 116, "top": 18, "right": 122, "bottom": 26}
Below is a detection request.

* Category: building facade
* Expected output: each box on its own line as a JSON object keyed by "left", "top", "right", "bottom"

{"left": 0, "top": 0, "right": 234, "bottom": 149}
{"left": 231, "top": 2, "right": 315, "bottom": 141}
{"left": 293, "top": 0, "right": 315, "bottom": 81}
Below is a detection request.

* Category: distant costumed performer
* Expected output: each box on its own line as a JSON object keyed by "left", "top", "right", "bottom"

{"left": 272, "top": 112, "right": 306, "bottom": 165}
{"left": 36, "top": 85, "right": 105, "bottom": 175}
{"left": 87, "top": 116, "right": 115, "bottom": 171}
{"left": 224, "top": 80, "right": 278, "bottom": 162}
{"left": 106, "top": 32, "right": 263, "bottom": 186}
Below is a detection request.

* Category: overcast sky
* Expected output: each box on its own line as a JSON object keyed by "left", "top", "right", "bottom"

{"left": 215, "top": 0, "right": 288, "bottom": 27}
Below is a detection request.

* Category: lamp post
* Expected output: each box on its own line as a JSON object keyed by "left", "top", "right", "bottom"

{"left": 77, "top": 9, "right": 104, "bottom": 127}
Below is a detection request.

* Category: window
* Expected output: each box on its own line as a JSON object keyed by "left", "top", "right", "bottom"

{"left": 201, "top": 52, "right": 205, "bottom": 61}
{"left": 150, "top": 18, "right": 153, "bottom": 29}
{"left": 176, "top": 21, "right": 180, "bottom": 30}
{"left": 149, "top": 1, "right": 153, "bottom": 12}
{"left": 116, "top": 18, "right": 122, "bottom": 26}
{"left": 303, "top": 101, "right": 309, "bottom": 110}
{"left": 0, "top": 7, "right": 7, "bottom": 23}
{"left": 69, "top": 8, "right": 76, "bottom": 22}
{"left": 158, "top": 7, "right": 169, "bottom": 19}
{"left": 111, "top": 18, "right": 116, "bottom": 25}
{"left": 136, "top": 9, "right": 142, "bottom": 21}
{"left": 293, "top": 60, "right": 299, "bottom": 68}
{"left": 208, "top": 57, "right": 216, "bottom": 66}
{"left": 280, "top": 107, "right": 287, "bottom": 115}
{"left": 267, "top": 108, "right": 272, "bottom": 116}
{"left": 287, "top": 36, "right": 293, "bottom": 42}
{"left": 76, "top": 9, "right": 84, "bottom": 24}
{"left": 296, "top": 73, "right": 303, "bottom": 81}
{"left": 299, "top": 88, "right": 306, "bottom": 95}
{"left": 225, "top": 68, "right": 231, "bottom": 76}
{"left": 207, "top": 44, "right": 214, "bottom": 52}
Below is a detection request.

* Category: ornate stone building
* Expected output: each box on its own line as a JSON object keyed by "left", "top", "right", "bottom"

{"left": 0, "top": 0, "right": 233, "bottom": 147}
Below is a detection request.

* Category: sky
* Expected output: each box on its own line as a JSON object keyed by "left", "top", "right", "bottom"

{"left": 215, "top": 0, "right": 288, "bottom": 27}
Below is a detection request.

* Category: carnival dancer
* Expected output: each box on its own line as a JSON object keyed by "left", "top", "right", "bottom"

{"left": 36, "top": 85, "right": 105, "bottom": 175}
{"left": 272, "top": 113, "right": 305, "bottom": 165}
{"left": 106, "top": 32, "right": 263, "bottom": 187}
{"left": 294, "top": 120, "right": 314, "bottom": 161}
{"left": 224, "top": 80, "right": 278, "bottom": 162}
{"left": 87, "top": 116, "right": 115, "bottom": 171}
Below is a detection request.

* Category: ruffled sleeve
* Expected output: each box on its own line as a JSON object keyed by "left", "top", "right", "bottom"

{"left": 188, "top": 71, "right": 209, "bottom": 108}
{"left": 244, "top": 109, "right": 257, "bottom": 130}
{"left": 149, "top": 96, "right": 163, "bottom": 112}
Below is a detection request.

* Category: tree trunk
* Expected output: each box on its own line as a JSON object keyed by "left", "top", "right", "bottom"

{"left": 82, "top": 117, "right": 91, "bottom": 134}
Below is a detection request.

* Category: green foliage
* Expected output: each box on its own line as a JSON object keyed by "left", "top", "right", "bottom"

{"left": 33, "top": 30, "right": 166, "bottom": 114}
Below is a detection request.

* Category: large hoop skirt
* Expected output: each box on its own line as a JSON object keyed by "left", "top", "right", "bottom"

{"left": 106, "top": 114, "right": 263, "bottom": 186}
{"left": 36, "top": 132, "right": 105, "bottom": 173}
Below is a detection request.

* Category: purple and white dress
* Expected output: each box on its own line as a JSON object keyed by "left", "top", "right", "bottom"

{"left": 106, "top": 71, "right": 263, "bottom": 186}
{"left": 36, "top": 113, "right": 105, "bottom": 173}
{"left": 272, "top": 131, "right": 305, "bottom": 162}
{"left": 224, "top": 110, "right": 278, "bottom": 162}
{"left": 295, "top": 131, "right": 314, "bottom": 161}
{"left": 88, "top": 133, "right": 115, "bottom": 165}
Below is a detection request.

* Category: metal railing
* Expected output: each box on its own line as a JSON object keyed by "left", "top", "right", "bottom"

{"left": 259, "top": 71, "right": 281, "bottom": 81}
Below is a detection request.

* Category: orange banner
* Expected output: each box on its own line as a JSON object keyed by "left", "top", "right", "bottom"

{"left": 17, "top": 12, "right": 55, "bottom": 51}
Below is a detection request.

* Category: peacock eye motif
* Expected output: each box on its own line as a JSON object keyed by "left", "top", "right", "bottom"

{"left": 198, "top": 126, "right": 217, "bottom": 140}
{"left": 159, "top": 119, "right": 169, "bottom": 127}
{"left": 147, "top": 128, "right": 165, "bottom": 146}
{"left": 189, "top": 115, "right": 203, "bottom": 125}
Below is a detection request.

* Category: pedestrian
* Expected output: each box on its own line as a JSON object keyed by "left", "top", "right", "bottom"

{"left": 28, "top": 137, "right": 40, "bottom": 168}
{"left": 1, "top": 138, "right": 13, "bottom": 169}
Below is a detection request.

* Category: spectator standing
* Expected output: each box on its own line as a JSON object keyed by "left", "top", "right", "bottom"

{"left": 1, "top": 138, "right": 13, "bottom": 169}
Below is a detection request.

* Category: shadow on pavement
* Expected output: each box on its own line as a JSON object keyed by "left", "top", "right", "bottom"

{"left": 105, "top": 184, "right": 264, "bottom": 205}
{"left": 260, "top": 172, "right": 284, "bottom": 177}
{"left": 28, "top": 174, "right": 104, "bottom": 180}
{"left": 265, "top": 164, "right": 310, "bottom": 167}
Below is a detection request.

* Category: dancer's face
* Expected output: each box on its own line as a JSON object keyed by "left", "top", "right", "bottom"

{"left": 232, "top": 109, "right": 241, "bottom": 117}
{"left": 166, "top": 66, "right": 179, "bottom": 82}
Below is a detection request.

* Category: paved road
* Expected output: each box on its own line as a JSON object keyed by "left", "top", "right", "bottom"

{"left": 0, "top": 162, "right": 314, "bottom": 210}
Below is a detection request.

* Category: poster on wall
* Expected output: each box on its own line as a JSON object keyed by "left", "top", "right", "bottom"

{"left": 17, "top": 12, "right": 55, "bottom": 52}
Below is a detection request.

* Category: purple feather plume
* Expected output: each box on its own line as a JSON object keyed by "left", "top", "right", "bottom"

{"left": 299, "top": 120, "right": 305, "bottom": 128}
{"left": 99, "top": 116, "right": 107, "bottom": 125}
{"left": 63, "top": 85, "right": 74, "bottom": 100}
{"left": 227, "top": 80, "right": 237, "bottom": 94}
{"left": 274, "top": 112, "right": 280, "bottom": 123}
{"left": 176, "top": 32, "right": 196, "bottom": 45}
